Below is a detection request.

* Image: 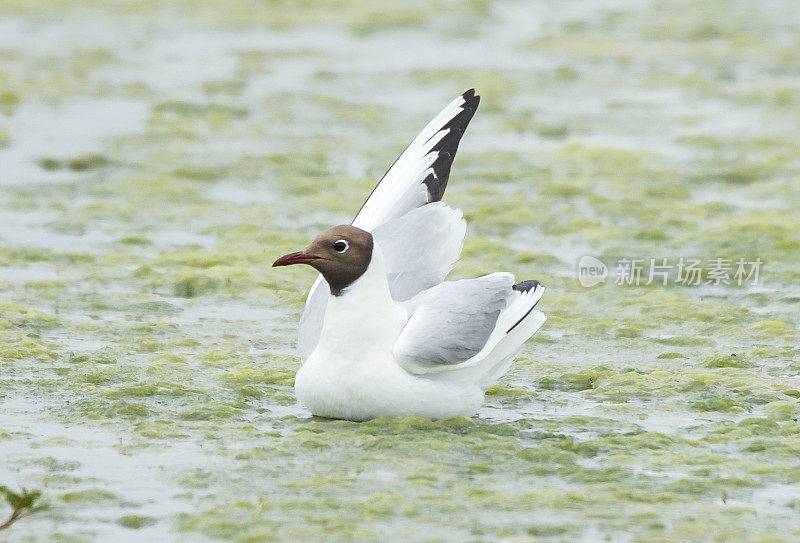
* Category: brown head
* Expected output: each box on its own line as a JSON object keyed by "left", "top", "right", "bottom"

{"left": 272, "top": 225, "right": 374, "bottom": 296}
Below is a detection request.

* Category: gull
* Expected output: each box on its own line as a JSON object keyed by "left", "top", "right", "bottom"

{"left": 273, "top": 89, "right": 546, "bottom": 421}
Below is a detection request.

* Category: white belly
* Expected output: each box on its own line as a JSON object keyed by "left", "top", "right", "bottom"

{"left": 294, "top": 248, "right": 483, "bottom": 421}
{"left": 295, "top": 349, "right": 483, "bottom": 421}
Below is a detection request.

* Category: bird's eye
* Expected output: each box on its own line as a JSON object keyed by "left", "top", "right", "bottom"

{"left": 333, "top": 240, "right": 349, "bottom": 253}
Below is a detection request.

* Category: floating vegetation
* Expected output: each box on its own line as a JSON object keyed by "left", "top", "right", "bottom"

{"left": 0, "top": 0, "right": 798, "bottom": 540}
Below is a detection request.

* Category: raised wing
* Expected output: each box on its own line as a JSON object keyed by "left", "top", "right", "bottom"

{"left": 352, "top": 89, "right": 480, "bottom": 231}
{"left": 298, "top": 90, "right": 480, "bottom": 361}
{"left": 373, "top": 203, "right": 465, "bottom": 302}
{"left": 393, "top": 276, "right": 546, "bottom": 377}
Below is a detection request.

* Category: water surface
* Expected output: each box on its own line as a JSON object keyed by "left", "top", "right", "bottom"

{"left": 1, "top": 1, "right": 799, "bottom": 541}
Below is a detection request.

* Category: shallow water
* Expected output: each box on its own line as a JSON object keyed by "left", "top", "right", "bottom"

{"left": 1, "top": 0, "right": 799, "bottom": 541}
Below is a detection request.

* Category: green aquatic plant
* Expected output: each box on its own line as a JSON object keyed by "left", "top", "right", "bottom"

{"left": 37, "top": 154, "right": 111, "bottom": 172}
{"left": 0, "top": 0, "right": 799, "bottom": 539}
{"left": 0, "top": 486, "right": 46, "bottom": 530}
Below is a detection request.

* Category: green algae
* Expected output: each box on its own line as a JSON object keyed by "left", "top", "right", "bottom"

{"left": 117, "top": 515, "right": 156, "bottom": 529}
{"left": 173, "top": 275, "right": 220, "bottom": 298}
{"left": 705, "top": 353, "right": 753, "bottom": 368}
{"left": 0, "top": 337, "right": 59, "bottom": 360}
{"left": 0, "top": 302, "right": 61, "bottom": 329}
{"left": 59, "top": 489, "right": 116, "bottom": 503}
{"left": 38, "top": 154, "right": 111, "bottom": 172}
{"left": 1, "top": 0, "right": 799, "bottom": 541}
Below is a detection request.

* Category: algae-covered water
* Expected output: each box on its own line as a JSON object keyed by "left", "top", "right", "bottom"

{"left": 1, "top": 0, "right": 799, "bottom": 541}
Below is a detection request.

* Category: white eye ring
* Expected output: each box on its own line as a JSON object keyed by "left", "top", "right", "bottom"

{"left": 334, "top": 239, "right": 349, "bottom": 253}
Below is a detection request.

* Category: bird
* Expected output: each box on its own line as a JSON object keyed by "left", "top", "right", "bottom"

{"left": 273, "top": 89, "right": 546, "bottom": 421}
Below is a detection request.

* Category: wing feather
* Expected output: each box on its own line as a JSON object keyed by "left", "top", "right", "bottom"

{"left": 352, "top": 89, "right": 479, "bottom": 230}
{"left": 372, "top": 203, "right": 465, "bottom": 302}
{"left": 393, "top": 273, "right": 514, "bottom": 369}
{"left": 394, "top": 278, "right": 546, "bottom": 377}
{"left": 298, "top": 90, "right": 479, "bottom": 362}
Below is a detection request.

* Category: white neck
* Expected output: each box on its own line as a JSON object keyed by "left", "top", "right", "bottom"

{"left": 314, "top": 244, "right": 403, "bottom": 361}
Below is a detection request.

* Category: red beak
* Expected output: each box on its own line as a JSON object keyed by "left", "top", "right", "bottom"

{"left": 272, "top": 251, "right": 321, "bottom": 267}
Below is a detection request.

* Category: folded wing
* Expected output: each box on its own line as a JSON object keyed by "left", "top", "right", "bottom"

{"left": 394, "top": 273, "right": 515, "bottom": 367}
{"left": 393, "top": 276, "right": 546, "bottom": 385}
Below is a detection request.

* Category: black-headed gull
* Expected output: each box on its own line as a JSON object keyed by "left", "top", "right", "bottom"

{"left": 273, "top": 89, "right": 546, "bottom": 421}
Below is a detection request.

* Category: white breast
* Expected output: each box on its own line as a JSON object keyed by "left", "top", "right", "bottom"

{"left": 293, "top": 245, "right": 483, "bottom": 421}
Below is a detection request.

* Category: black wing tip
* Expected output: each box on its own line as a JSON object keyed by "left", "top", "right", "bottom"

{"left": 506, "top": 280, "right": 544, "bottom": 333}
{"left": 424, "top": 90, "right": 481, "bottom": 203}
{"left": 457, "top": 89, "right": 480, "bottom": 116}
{"left": 460, "top": 92, "right": 480, "bottom": 115}
{"left": 512, "top": 279, "right": 542, "bottom": 293}
{"left": 432, "top": 129, "right": 461, "bottom": 152}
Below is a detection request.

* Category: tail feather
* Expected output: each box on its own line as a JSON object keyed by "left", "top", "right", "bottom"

{"left": 498, "top": 280, "right": 545, "bottom": 335}
{"left": 475, "top": 282, "right": 546, "bottom": 389}
{"left": 478, "top": 308, "right": 546, "bottom": 389}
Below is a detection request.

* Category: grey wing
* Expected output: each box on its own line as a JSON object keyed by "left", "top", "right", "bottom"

{"left": 298, "top": 90, "right": 479, "bottom": 362}
{"left": 393, "top": 273, "right": 516, "bottom": 369}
